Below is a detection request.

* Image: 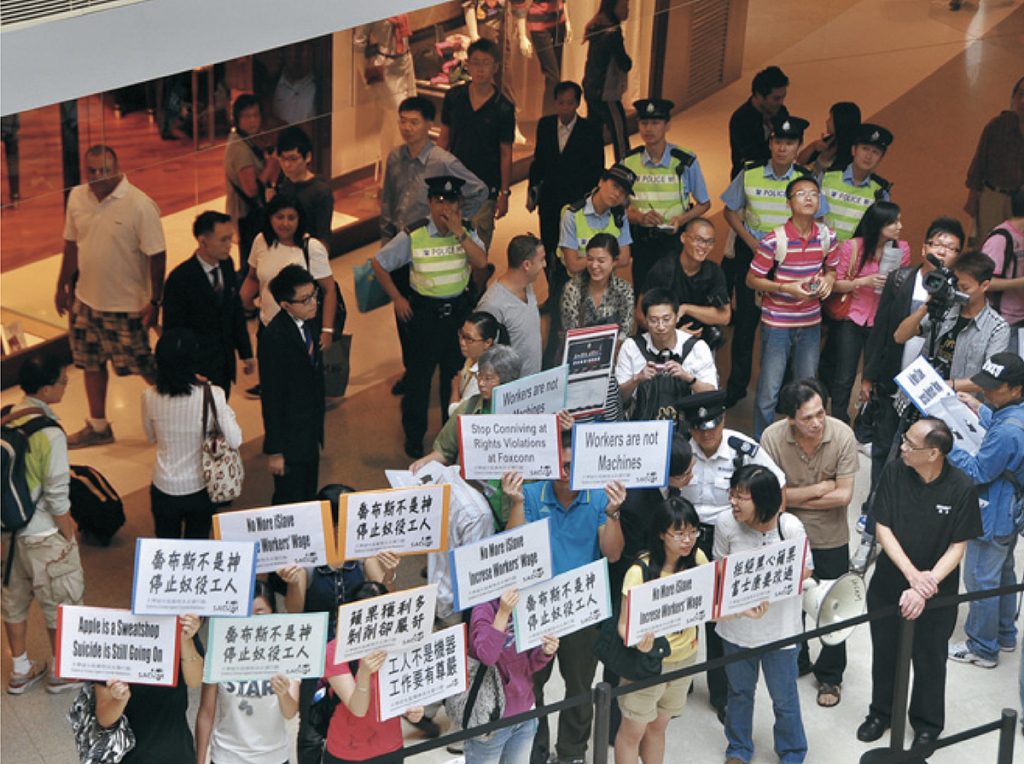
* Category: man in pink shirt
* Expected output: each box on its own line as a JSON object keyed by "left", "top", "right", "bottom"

{"left": 982, "top": 189, "right": 1024, "bottom": 332}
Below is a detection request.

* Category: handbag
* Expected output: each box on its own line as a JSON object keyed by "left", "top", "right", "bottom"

{"left": 822, "top": 239, "right": 860, "bottom": 322}
{"left": 594, "top": 558, "right": 671, "bottom": 681}
{"left": 323, "top": 333, "right": 352, "bottom": 398}
{"left": 301, "top": 237, "right": 348, "bottom": 335}
{"left": 354, "top": 258, "right": 392, "bottom": 313}
{"left": 443, "top": 655, "right": 505, "bottom": 732}
{"left": 68, "top": 683, "right": 136, "bottom": 764}
{"left": 307, "top": 679, "right": 341, "bottom": 738}
{"left": 201, "top": 383, "right": 244, "bottom": 503}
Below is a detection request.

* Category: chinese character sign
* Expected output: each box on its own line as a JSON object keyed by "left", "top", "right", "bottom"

{"left": 213, "top": 501, "right": 337, "bottom": 574}
{"left": 377, "top": 624, "right": 468, "bottom": 721}
{"left": 335, "top": 584, "right": 438, "bottom": 663}
{"left": 55, "top": 606, "right": 180, "bottom": 686}
{"left": 204, "top": 612, "right": 329, "bottom": 682}
{"left": 624, "top": 563, "right": 716, "bottom": 646}
{"left": 492, "top": 365, "right": 568, "bottom": 415}
{"left": 570, "top": 420, "right": 674, "bottom": 491}
{"left": 131, "top": 538, "right": 258, "bottom": 617}
{"left": 450, "top": 519, "right": 553, "bottom": 611}
{"left": 716, "top": 537, "right": 809, "bottom": 618}
{"left": 458, "top": 414, "right": 562, "bottom": 481}
{"left": 337, "top": 485, "right": 450, "bottom": 559}
{"left": 512, "top": 559, "right": 612, "bottom": 652}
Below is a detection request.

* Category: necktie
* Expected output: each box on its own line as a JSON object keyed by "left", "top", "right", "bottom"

{"left": 302, "top": 323, "right": 315, "bottom": 364}
{"left": 210, "top": 267, "right": 223, "bottom": 300}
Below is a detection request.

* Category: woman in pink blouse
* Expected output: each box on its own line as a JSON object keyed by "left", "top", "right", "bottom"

{"left": 821, "top": 201, "right": 911, "bottom": 423}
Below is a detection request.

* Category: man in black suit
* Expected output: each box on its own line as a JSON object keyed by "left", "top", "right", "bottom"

{"left": 259, "top": 265, "right": 325, "bottom": 505}
{"left": 528, "top": 80, "right": 604, "bottom": 305}
{"left": 162, "top": 211, "right": 253, "bottom": 399}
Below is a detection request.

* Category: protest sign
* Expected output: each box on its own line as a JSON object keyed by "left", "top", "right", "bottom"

{"left": 450, "top": 519, "right": 553, "bottom": 611}
{"left": 512, "top": 559, "right": 611, "bottom": 651}
{"left": 493, "top": 365, "right": 568, "bottom": 415}
{"left": 716, "top": 537, "right": 809, "bottom": 618}
{"left": 204, "top": 612, "right": 329, "bottom": 682}
{"left": 563, "top": 324, "right": 618, "bottom": 416}
{"left": 570, "top": 420, "right": 673, "bottom": 491}
{"left": 335, "top": 584, "right": 438, "bottom": 662}
{"left": 895, "top": 356, "right": 985, "bottom": 454}
{"left": 131, "top": 538, "right": 258, "bottom": 616}
{"left": 624, "top": 563, "right": 717, "bottom": 646}
{"left": 377, "top": 623, "right": 468, "bottom": 720}
{"left": 458, "top": 414, "right": 561, "bottom": 481}
{"left": 213, "top": 501, "right": 336, "bottom": 574}
{"left": 337, "top": 485, "right": 450, "bottom": 559}
{"left": 55, "top": 606, "right": 179, "bottom": 686}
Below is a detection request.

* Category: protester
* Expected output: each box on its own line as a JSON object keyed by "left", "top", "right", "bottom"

{"left": 450, "top": 311, "right": 509, "bottom": 416}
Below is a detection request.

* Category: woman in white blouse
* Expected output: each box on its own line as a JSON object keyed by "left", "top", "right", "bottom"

{"left": 143, "top": 329, "right": 242, "bottom": 539}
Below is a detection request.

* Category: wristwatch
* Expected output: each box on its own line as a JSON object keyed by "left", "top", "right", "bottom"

{"left": 606, "top": 510, "right": 621, "bottom": 521}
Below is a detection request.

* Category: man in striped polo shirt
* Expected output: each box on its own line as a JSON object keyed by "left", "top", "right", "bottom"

{"left": 746, "top": 176, "right": 839, "bottom": 438}
{"left": 820, "top": 123, "right": 894, "bottom": 240}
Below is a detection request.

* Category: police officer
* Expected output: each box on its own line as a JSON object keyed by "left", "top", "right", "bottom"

{"left": 678, "top": 396, "right": 787, "bottom": 720}
{"left": 372, "top": 176, "right": 488, "bottom": 458}
{"left": 623, "top": 98, "right": 712, "bottom": 291}
{"left": 559, "top": 163, "right": 635, "bottom": 275}
{"left": 821, "top": 123, "right": 894, "bottom": 241}
{"left": 720, "top": 115, "right": 825, "bottom": 407}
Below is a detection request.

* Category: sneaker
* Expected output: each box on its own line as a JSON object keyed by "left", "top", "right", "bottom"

{"left": 7, "top": 663, "right": 47, "bottom": 694}
{"left": 244, "top": 384, "right": 262, "bottom": 399}
{"left": 46, "top": 674, "right": 84, "bottom": 694}
{"left": 1000, "top": 642, "right": 1017, "bottom": 653}
{"left": 948, "top": 642, "right": 997, "bottom": 668}
{"left": 67, "top": 422, "right": 114, "bottom": 449}
{"left": 446, "top": 741, "right": 464, "bottom": 754}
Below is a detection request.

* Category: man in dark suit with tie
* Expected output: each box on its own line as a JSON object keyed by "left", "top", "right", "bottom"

{"left": 528, "top": 81, "right": 604, "bottom": 306}
{"left": 259, "top": 265, "right": 325, "bottom": 505}
{"left": 162, "top": 211, "right": 254, "bottom": 399}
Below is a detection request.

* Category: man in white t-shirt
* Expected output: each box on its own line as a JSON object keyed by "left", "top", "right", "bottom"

{"left": 54, "top": 144, "right": 166, "bottom": 448}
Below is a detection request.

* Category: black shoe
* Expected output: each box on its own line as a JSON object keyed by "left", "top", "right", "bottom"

{"left": 857, "top": 715, "right": 888, "bottom": 743}
{"left": 404, "top": 440, "right": 424, "bottom": 459}
{"left": 911, "top": 730, "right": 938, "bottom": 751}
{"left": 410, "top": 716, "right": 440, "bottom": 738}
{"left": 391, "top": 376, "right": 407, "bottom": 396}
{"left": 715, "top": 704, "right": 727, "bottom": 725}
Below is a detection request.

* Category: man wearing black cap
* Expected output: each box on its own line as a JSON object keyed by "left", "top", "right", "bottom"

{"left": 558, "top": 164, "right": 635, "bottom": 275}
{"left": 372, "top": 175, "right": 488, "bottom": 457}
{"left": 720, "top": 115, "right": 824, "bottom": 408}
{"left": 820, "top": 123, "right": 894, "bottom": 241}
{"left": 946, "top": 352, "right": 1024, "bottom": 669}
{"left": 622, "top": 98, "right": 711, "bottom": 290}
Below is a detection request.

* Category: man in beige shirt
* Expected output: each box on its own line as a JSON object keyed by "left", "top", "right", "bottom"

{"left": 760, "top": 378, "right": 859, "bottom": 709}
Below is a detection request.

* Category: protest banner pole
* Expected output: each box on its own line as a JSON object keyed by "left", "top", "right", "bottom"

{"left": 592, "top": 681, "right": 612, "bottom": 764}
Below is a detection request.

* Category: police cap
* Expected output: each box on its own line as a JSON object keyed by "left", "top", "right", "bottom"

{"left": 853, "top": 123, "right": 893, "bottom": 151}
{"left": 770, "top": 115, "right": 810, "bottom": 141}
{"left": 633, "top": 98, "right": 675, "bottom": 121}
{"left": 425, "top": 175, "right": 466, "bottom": 200}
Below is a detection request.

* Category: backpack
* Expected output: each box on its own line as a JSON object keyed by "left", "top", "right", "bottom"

{"left": 594, "top": 556, "right": 671, "bottom": 680}
{"left": 629, "top": 336, "right": 701, "bottom": 425}
{"left": 983, "top": 229, "right": 1022, "bottom": 313}
{"left": 69, "top": 465, "right": 125, "bottom": 545}
{"left": 754, "top": 224, "right": 833, "bottom": 307}
{"left": 1, "top": 405, "right": 61, "bottom": 534}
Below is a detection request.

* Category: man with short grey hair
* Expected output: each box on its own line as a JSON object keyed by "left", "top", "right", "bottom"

{"left": 478, "top": 234, "right": 546, "bottom": 376}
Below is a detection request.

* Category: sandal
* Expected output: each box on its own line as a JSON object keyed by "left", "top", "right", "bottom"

{"left": 817, "top": 682, "right": 842, "bottom": 707}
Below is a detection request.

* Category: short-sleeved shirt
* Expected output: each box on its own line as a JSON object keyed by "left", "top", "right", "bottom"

{"left": 983, "top": 221, "right": 1024, "bottom": 325}
{"left": 643, "top": 257, "right": 729, "bottom": 331}
{"left": 559, "top": 195, "right": 633, "bottom": 252}
{"left": 872, "top": 460, "right": 981, "bottom": 597}
{"left": 209, "top": 679, "right": 291, "bottom": 764}
{"left": 749, "top": 220, "right": 840, "bottom": 328}
{"left": 224, "top": 132, "right": 263, "bottom": 223}
{"left": 63, "top": 177, "right": 165, "bottom": 313}
{"left": 249, "top": 234, "right": 332, "bottom": 326}
{"left": 276, "top": 175, "right": 334, "bottom": 246}
{"left": 614, "top": 331, "right": 718, "bottom": 390}
{"left": 522, "top": 482, "right": 609, "bottom": 575}
{"left": 759, "top": 416, "right": 860, "bottom": 549}
{"left": 622, "top": 550, "right": 708, "bottom": 659}
{"left": 441, "top": 84, "right": 516, "bottom": 192}
{"left": 477, "top": 282, "right": 543, "bottom": 376}
{"left": 833, "top": 238, "right": 911, "bottom": 328}
{"left": 374, "top": 220, "right": 485, "bottom": 274}
{"left": 629, "top": 143, "right": 711, "bottom": 210}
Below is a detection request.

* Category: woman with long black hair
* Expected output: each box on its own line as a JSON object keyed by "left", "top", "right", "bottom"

{"left": 582, "top": 0, "right": 632, "bottom": 162}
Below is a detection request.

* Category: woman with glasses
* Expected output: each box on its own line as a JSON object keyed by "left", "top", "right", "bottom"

{"left": 449, "top": 311, "right": 509, "bottom": 416}
{"left": 613, "top": 496, "right": 709, "bottom": 764}
{"left": 714, "top": 465, "right": 811, "bottom": 764}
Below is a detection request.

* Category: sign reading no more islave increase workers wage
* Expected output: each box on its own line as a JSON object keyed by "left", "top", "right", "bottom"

{"left": 492, "top": 365, "right": 568, "bottom": 415}
{"left": 131, "top": 538, "right": 259, "bottom": 617}
{"left": 570, "top": 420, "right": 674, "bottom": 491}
{"left": 450, "top": 518, "right": 553, "bottom": 611}
{"left": 204, "top": 612, "right": 330, "bottom": 682}
{"left": 458, "top": 414, "right": 562, "bottom": 481}
{"left": 56, "top": 605, "right": 180, "bottom": 686}
{"left": 562, "top": 324, "right": 618, "bottom": 416}
{"left": 334, "top": 583, "right": 438, "bottom": 662}
{"left": 624, "top": 562, "right": 717, "bottom": 646}
{"left": 337, "top": 484, "right": 450, "bottom": 559}
{"left": 716, "top": 536, "right": 809, "bottom": 618}
{"left": 213, "top": 501, "right": 338, "bottom": 574}
{"left": 512, "top": 558, "right": 611, "bottom": 652}
{"left": 376, "top": 623, "right": 468, "bottom": 721}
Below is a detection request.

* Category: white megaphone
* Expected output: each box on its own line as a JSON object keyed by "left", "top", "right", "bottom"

{"left": 802, "top": 573, "right": 867, "bottom": 646}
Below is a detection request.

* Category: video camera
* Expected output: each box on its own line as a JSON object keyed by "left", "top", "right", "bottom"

{"left": 922, "top": 254, "right": 968, "bottom": 318}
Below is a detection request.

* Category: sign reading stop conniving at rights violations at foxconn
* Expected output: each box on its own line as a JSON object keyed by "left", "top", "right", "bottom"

{"left": 457, "top": 414, "right": 561, "bottom": 480}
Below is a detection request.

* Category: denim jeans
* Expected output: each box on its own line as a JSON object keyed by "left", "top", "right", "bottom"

{"left": 754, "top": 323, "right": 821, "bottom": 438}
{"left": 721, "top": 641, "right": 807, "bottom": 764}
{"left": 964, "top": 533, "right": 1019, "bottom": 660}
{"left": 466, "top": 718, "right": 538, "bottom": 764}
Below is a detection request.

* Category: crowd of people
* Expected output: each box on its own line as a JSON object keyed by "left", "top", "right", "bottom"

{"left": 2, "top": 8, "right": 1023, "bottom": 762}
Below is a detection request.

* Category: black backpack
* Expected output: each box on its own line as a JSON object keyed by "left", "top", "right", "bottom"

{"left": 69, "top": 465, "right": 125, "bottom": 545}
{"left": 983, "top": 229, "right": 1021, "bottom": 313}
{"left": 629, "top": 336, "right": 700, "bottom": 425}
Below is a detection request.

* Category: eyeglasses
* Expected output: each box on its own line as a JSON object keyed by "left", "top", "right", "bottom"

{"left": 728, "top": 491, "right": 752, "bottom": 502}
{"left": 687, "top": 235, "right": 716, "bottom": 248}
{"left": 646, "top": 315, "right": 677, "bottom": 327}
{"left": 664, "top": 529, "right": 700, "bottom": 542}
{"left": 926, "top": 239, "right": 961, "bottom": 254}
{"left": 286, "top": 292, "right": 317, "bottom": 306}
{"left": 789, "top": 190, "right": 820, "bottom": 200}
{"left": 477, "top": 372, "right": 500, "bottom": 384}
{"left": 458, "top": 330, "right": 486, "bottom": 344}
{"left": 901, "top": 434, "right": 931, "bottom": 451}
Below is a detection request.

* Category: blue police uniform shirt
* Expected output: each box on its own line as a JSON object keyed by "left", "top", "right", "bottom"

{"left": 720, "top": 162, "right": 831, "bottom": 240}
{"left": 374, "top": 217, "right": 486, "bottom": 272}
{"left": 638, "top": 143, "right": 711, "bottom": 206}
{"left": 558, "top": 194, "right": 634, "bottom": 252}
{"left": 522, "top": 481, "right": 609, "bottom": 576}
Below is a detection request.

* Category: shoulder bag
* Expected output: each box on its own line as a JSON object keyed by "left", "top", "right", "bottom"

{"left": 823, "top": 238, "right": 860, "bottom": 322}
{"left": 443, "top": 654, "right": 505, "bottom": 732}
{"left": 201, "top": 383, "right": 244, "bottom": 503}
{"left": 594, "top": 557, "right": 671, "bottom": 680}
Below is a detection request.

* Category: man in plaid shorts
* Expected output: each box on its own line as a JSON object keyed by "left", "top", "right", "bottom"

{"left": 54, "top": 144, "right": 166, "bottom": 448}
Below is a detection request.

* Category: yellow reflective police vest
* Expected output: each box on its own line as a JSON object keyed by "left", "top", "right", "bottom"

{"left": 742, "top": 161, "right": 812, "bottom": 236}
{"left": 821, "top": 170, "right": 891, "bottom": 241}
{"left": 561, "top": 195, "right": 625, "bottom": 255}
{"left": 408, "top": 220, "right": 471, "bottom": 298}
{"left": 622, "top": 145, "right": 696, "bottom": 222}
